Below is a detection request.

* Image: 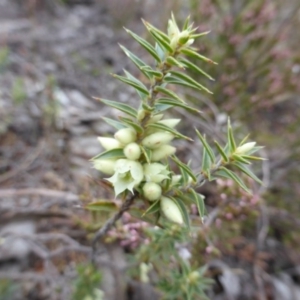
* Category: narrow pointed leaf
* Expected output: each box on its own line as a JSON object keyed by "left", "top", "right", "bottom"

{"left": 147, "top": 122, "right": 192, "bottom": 141}
{"left": 154, "top": 103, "right": 173, "bottom": 112}
{"left": 148, "top": 29, "right": 173, "bottom": 52}
{"left": 171, "top": 197, "right": 190, "bottom": 228}
{"left": 195, "top": 129, "right": 215, "bottom": 162}
{"left": 119, "top": 116, "right": 144, "bottom": 134}
{"left": 241, "top": 155, "right": 267, "bottom": 161}
{"left": 180, "top": 48, "right": 218, "bottom": 65}
{"left": 164, "top": 76, "right": 212, "bottom": 94}
{"left": 154, "top": 86, "right": 184, "bottom": 102}
{"left": 214, "top": 140, "right": 229, "bottom": 162}
{"left": 142, "top": 19, "right": 170, "bottom": 42}
{"left": 141, "top": 146, "right": 152, "bottom": 164}
{"left": 190, "top": 31, "right": 211, "bottom": 39}
{"left": 156, "top": 98, "right": 200, "bottom": 113}
{"left": 188, "top": 189, "right": 206, "bottom": 218}
{"left": 178, "top": 57, "right": 214, "bottom": 80}
{"left": 166, "top": 56, "right": 185, "bottom": 69}
{"left": 202, "top": 147, "right": 212, "bottom": 180}
{"left": 246, "top": 146, "right": 264, "bottom": 155}
{"left": 86, "top": 200, "right": 117, "bottom": 212}
{"left": 232, "top": 154, "right": 251, "bottom": 164}
{"left": 119, "top": 44, "right": 151, "bottom": 79}
{"left": 102, "top": 117, "right": 126, "bottom": 130}
{"left": 142, "top": 199, "right": 161, "bottom": 216}
{"left": 91, "top": 148, "right": 125, "bottom": 161}
{"left": 171, "top": 156, "right": 197, "bottom": 182}
{"left": 95, "top": 98, "right": 137, "bottom": 118}
{"left": 168, "top": 71, "right": 212, "bottom": 94}
{"left": 140, "top": 66, "right": 163, "bottom": 78}
{"left": 113, "top": 73, "right": 149, "bottom": 95}
{"left": 233, "top": 161, "right": 263, "bottom": 185}
{"left": 124, "top": 28, "right": 161, "bottom": 62}
{"left": 155, "top": 43, "right": 165, "bottom": 61}
{"left": 227, "top": 119, "right": 236, "bottom": 153}
{"left": 216, "top": 167, "right": 251, "bottom": 194}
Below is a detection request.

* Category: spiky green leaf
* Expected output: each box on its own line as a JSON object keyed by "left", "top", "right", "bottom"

{"left": 91, "top": 148, "right": 125, "bottom": 161}
{"left": 195, "top": 129, "right": 215, "bottom": 162}
{"left": 216, "top": 167, "right": 251, "bottom": 194}
{"left": 171, "top": 156, "right": 197, "bottom": 183}
{"left": 214, "top": 140, "right": 229, "bottom": 163}
{"left": 119, "top": 44, "right": 152, "bottom": 79}
{"left": 154, "top": 86, "right": 184, "bottom": 102}
{"left": 119, "top": 116, "right": 144, "bottom": 134}
{"left": 147, "top": 122, "right": 192, "bottom": 141}
{"left": 233, "top": 161, "right": 263, "bottom": 185}
{"left": 168, "top": 71, "right": 212, "bottom": 94}
{"left": 85, "top": 200, "right": 117, "bottom": 212}
{"left": 142, "top": 199, "right": 161, "bottom": 216}
{"left": 124, "top": 28, "right": 162, "bottom": 62}
{"left": 102, "top": 117, "right": 126, "bottom": 130}
{"left": 113, "top": 73, "right": 149, "bottom": 95}
{"left": 178, "top": 57, "right": 214, "bottom": 80}
{"left": 95, "top": 98, "right": 138, "bottom": 118}
{"left": 180, "top": 48, "right": 218, "bottom": 65}
{"left": 227, "top": 119, "right": 236, "bottom": 153}
{"left": 156, "top": 98, "right": 201, "bottom": 113}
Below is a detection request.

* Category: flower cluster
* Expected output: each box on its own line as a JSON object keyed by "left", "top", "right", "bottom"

{"left": 94, "top": 115, "right": 184, "bottom": 224}
{"left": 90, "top": 14, "right": 263, "bottom": 227}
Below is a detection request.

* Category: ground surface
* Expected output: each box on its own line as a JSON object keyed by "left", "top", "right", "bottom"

{"left": 1, "top": 1, "right": 300, "bottom": 300}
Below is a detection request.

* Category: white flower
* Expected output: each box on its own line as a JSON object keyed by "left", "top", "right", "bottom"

{"left": 93, "top": 159, "right": 116, "bottom": 175}
{"left": 160, "top": 196, "right": 183, "bottom": 224}
{"left": 124, "top": 143, "right": 141, "bottom": 160}
{"left": 97, "top": 137, "right": 121, "bottom": 150}
{"left": 106, "top": 159, "right": 143, "bottom": 196}
{"left": 114, "top": 128, "right": 137, "bottom": 145}
{"left": 235, "top": 142, "right": 256, "bottom": 155}
{"left": 143, "top": 163, "right": 169, "bottom": 183}
{"left": 143, "top": 182, "right": 162, "bottom": 201}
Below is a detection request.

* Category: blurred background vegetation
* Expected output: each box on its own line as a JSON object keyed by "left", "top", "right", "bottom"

{"left": 0, "top": 0, "right": 300, "bottom": 299}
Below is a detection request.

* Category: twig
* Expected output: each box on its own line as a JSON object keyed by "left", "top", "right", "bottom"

{"left": 0, "top": 188, "right": 79, "bottom": 203}
{"left": 91, "top": 194, "right": 136, "bottom": 264}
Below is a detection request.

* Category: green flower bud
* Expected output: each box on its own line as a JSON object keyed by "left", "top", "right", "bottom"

{"left": 143, "top": 163, "right": 170, "bottom": 183}
{"left": 143, "top": 182, "right": 162, "bottom": 201}
{"left": 147, "top": 114, "right": 164, "bottom": 124}
{"left": 142, "top": 132, "right": 174, "bottom": 149}
{"left": 106, "top": 159, "right": 144, "bottom": 196}
{"left": 160, "top": 196, "right": 183, "bottom": 224}
{"left": 235, "top": 142, "right": 256, "bottom": 155}
{"left": 124, "top": 143, "right": 141, "bottom": 160}
{"left": 114, "top": 128, "right": 137, "bottom": 145}
{"left": 137, "top": 109, "right": 146, "bottom": 121}
{"left": 151, "top": 145, "right": 176, "bottom": 161}
{"left": 158, "top": 119, "right": 181, "bottom": 128}
{"left": 97, "top": 137, "right": 122, "bottom": 150}
{"left": 178, "top": 30, "right": 190, "bottom": 45}
{"left": 93, "top": 159, "right": 116, "bottom": 175}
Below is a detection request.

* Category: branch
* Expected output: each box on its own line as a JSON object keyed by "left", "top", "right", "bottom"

{"left": 91, "top": 193, "right": 136, "bottom": 263}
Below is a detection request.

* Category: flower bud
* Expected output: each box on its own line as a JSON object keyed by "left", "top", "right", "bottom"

{"left": 178, "top": 30, "right": 190, "bottom": 45}
{"left": 235, "top": 142, "right": 256, "bottom": 155}
{"left": 160, "top": 196, "right": 183, "bottom": 224}
{"left": 171, "top": 175, "right": 182, "bottom": 186}
{"left": 151, "top": 145, "right": 176, "bottom": 161}
{"left": 137, "top": 109, "right": 146, "bottom": 121}
{"left": 158, "top": 119, "right": 181, "bottom": 128}
{"left": 147, "top": 114, "right": 164, "bottom": 124}
{"left": 98, "top": 137, "right": 122, "bottom": 150}
{"left": 124, "top": 143, "right": 141, "bottom": 160}
{"left": 93, "top": 159, "right": 116, "bottom": 175}
{"left": 143, "top": 182, "right": 162, "bottom": 201}
{"left": 142, "top": 132, "right": 174, "bottom": 149}
{"left": 114, "top": 128, "right": 137, "bottom": 145}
